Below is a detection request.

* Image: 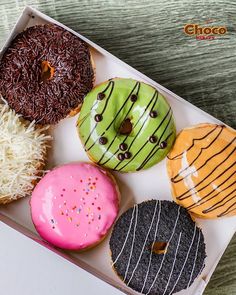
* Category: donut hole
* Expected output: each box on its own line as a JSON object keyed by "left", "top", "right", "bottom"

{"left": 118, "top": 118, "right": 133, "bottom": 135}
{"left": 41, "top": 61, "right": 55, "bottom": 82}
{"left": 151, "top": 241, "right": 168, "bottom": 254}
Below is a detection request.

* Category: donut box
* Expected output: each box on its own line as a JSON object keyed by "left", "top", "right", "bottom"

{"left": 0, "top": 6, "right": 235, "bottom": 295}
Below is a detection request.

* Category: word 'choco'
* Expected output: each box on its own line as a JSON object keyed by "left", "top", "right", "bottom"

{"left": 184, "top": 24, "right": 227, "bottom": 35}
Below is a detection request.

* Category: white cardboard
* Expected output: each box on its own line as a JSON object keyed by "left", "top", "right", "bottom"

{"left": 0, "top": 217, "right": 123, "bottom": 295}
{"left": 0, "top": 6, "right": 235, "bottom": 295}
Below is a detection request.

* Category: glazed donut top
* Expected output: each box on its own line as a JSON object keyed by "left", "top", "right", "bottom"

{"left": 110, "top": 200, "right": 206, "bottom": 295}
{"left": 31, "top": 162, "right": 119, "bottom": 250}
{"left": 167, "top": 123, "right": 236, "bottom": 218}
{"left": 78, "top": 78, "right": 176, "bottom": 172}
{"left": 0, "top": 24, "right": 94, "bottom": 125}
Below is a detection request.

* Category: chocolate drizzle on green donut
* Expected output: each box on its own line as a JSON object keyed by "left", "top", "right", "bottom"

{"left": 79, "top": 81, "right": 113, "bottom": 129}
{"left": 110, "top": 200, "right": 206, "bottom": 295}
{"left": 84, "top": 80, "right": 115, "bottom": 148}
{"left": 78, "top": 78, "right": 176, "bottom": 172}
{"left": 95, "top": 81, "right": 140, "bottom": 163}
{"left": 119, "top": 91, "right": 159, "bottom": 154}
{"left": 98, "top": 83, "right": 158, "bottom": 166}
{"left": 115, "top": 108, "right": 173, "bottom": 171}
{"left": 0, "top": 24, "right": 94, "bottom": 125}
{"left": 105, "top": 82, "right": 140, "bottom": 132}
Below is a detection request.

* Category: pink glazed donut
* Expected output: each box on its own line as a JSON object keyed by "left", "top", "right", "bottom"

{"left": 30, "top": 162, "right": 120, "bottom": 250}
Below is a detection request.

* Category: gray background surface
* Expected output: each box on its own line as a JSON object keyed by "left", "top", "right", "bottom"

{"left": 0, "top": 0, "right": 235, "bottom": 294}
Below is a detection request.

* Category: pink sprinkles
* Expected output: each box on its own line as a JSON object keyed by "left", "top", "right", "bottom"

{"left": 53, "top": 175, "right": 102, "bottom": 236}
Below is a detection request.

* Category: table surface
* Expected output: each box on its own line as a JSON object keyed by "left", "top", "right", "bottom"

{"left": 0, "top": 1, "right": 235, "bottom": 294}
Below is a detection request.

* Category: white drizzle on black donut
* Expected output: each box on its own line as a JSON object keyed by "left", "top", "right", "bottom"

{"left": 110, "top": 200, "right": 206, "bottom": 295}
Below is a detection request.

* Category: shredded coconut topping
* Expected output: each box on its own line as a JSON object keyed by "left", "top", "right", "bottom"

{"left": 0, "top": 102, "right": 51, "bottom": 203}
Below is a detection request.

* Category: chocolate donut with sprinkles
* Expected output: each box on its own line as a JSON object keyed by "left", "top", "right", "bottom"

{"left": 77, "top": 78, "right": 176, "bottom": 172}
{"left": 110, "top": 200, "right": 206, "bottom": 295}
{"left": 0, "top": 24, "right": 94, "bottom": 125}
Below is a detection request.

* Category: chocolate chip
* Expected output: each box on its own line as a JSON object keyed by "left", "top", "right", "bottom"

{"left": 95, "top": 114, "right": 103, "bottom": 122}
{"left": 150, "top": 110, "right": 158, "bottom": 118}
{"left": 97, "top": 92, "right": 105, "bottom": 100}
{"left": 160, "top": 141, "right": 167, "bottom": 149}
{"left": 124, "top": 151, "right": 132, "bottom": 159}
{"left": 149, "top": 135, "right": 157, "bottom": 143}
{"left": 119, "top": 143, "right": 128, "bottom": 151}
{"left": 117, "top": 153, "right": 125, "bottom": 161}
{"left": 99, "top": 137, "right": 107, "bottom": 145}
{"left": 130, "top": 94, "right": 137, "bottom": 102}
{"left": 119, "top": 118, "right": 132, "bottom": 135}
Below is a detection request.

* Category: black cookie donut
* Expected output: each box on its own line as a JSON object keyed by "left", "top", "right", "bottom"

{"left": 110, "top": 200, "right": 206, "bottom": 295}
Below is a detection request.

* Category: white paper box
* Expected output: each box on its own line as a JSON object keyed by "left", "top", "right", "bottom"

{"left": 0, "top": 216, "right": 124, "bottom": 295}
{"left": 0, "top": 6, "right": 235, "bottom": 295}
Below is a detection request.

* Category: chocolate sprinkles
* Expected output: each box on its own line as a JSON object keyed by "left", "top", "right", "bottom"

{"left": 0, "top": 24, "right": 94, "bottom": 125}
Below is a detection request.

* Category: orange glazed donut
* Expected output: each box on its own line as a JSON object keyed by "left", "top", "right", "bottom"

{"left": 167, "top": 123, "right": 236, "bottom": 219}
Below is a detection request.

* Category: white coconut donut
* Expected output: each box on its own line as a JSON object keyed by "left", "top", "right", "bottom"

{"left": 0, "top": 102, "right": 51, "bottom": 204}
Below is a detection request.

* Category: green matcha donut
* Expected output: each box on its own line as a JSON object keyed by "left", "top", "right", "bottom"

{"left": 77, "top": 78, "right": 176, "bottom": 172}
